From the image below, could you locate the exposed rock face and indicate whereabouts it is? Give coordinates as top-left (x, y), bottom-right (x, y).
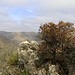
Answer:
top-left (17, 41), bottom-right (60, 75)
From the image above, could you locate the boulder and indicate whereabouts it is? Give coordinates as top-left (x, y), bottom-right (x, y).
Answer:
top-left (17, 41), bottom-right (60, 75)
top-left (30, 41), bottom-right (39, 50)
top-left (19, 41), bottom-right (30, 50)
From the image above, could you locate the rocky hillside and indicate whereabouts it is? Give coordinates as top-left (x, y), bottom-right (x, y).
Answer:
top-left (0, 35), bottom-right (18, 71)
top-left (0, 31), bottom-right (74, 75)
top-left (0, 31), bottom-right (39, 44)
top-left (0, 39), bottom-right (74, 75)
top-left (17, 40), bottom-right (62, 75)
top-left (1, 40), bottom-right (61, 75)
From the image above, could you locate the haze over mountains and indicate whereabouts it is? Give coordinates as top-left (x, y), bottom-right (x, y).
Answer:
top-left (0, 31), bottom-right (39, 45)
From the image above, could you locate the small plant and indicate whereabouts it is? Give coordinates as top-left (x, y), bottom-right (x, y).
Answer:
top-left (7, 51), bottom-right (18, 65)
top-left (6, 51), bottom-right (30, 75)
top-left (18, 72), bottom-right (30, 75)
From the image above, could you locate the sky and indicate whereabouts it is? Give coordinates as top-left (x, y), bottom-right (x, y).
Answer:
top-left (0, 0), bottom-right (75, 32)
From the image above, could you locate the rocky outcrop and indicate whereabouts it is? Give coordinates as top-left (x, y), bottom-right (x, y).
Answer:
top-left (17, 41), bottom-right (60, 75)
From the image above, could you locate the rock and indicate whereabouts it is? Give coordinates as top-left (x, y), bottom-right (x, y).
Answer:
top-left (17, 40), bottom-right (60, 75)
top-left (30, 41), bottom-right (39, 50)
top-left (0, 72), bottom-right (2, 75)
top-left (19, 41), bottom-right (30, 50)
top-left (48, 64), bottom-right (59, 75)
top-left (8, 69), bottom-right (12, 75)
top-left (27, 49), bottom-right (33, 56)
top-left (37, 68), bottom-right (46, 75)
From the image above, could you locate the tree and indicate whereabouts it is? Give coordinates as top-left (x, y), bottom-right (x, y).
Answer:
top-left (38, 21), bottom-right (75, 65)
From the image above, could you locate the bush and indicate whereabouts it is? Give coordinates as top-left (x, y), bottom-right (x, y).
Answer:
top-left (38, 21), bottom-right (75, 63)
top-left (7, 51), bottom-right (18, 65)
top-left (38, 21), bottom-right (75, 74)
top-left (5, 51), bottom-right (30, 75)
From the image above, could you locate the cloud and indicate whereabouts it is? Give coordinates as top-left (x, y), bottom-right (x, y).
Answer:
top-left (0, 0), bottom-right (29, 7)
top-left (0, 0), bottom-right (75, 32)
top-left (29, 0), bottom-right (75, 16)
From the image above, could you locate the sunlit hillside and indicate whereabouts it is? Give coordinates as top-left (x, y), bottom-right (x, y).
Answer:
top-left (0, 35), bottom-right (18, 71)
top-left (0, 31), bottom-right (40, 44)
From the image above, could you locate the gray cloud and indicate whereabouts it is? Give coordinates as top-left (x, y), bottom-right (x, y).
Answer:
top-left (0, 0), bottom-right (75, 32)
top-left (0, 0), bottom-right (29, 7)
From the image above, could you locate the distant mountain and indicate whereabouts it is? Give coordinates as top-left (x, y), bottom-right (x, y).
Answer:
top-left (0, 31), bottom-right (40, 44)
top-left (0, 31), bottom-right (74, 45)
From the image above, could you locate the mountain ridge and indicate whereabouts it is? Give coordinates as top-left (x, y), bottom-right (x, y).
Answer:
top-left (0, 31), bottom-right (39, 44)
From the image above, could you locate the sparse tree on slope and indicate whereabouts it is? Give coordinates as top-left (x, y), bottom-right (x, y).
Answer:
top-left (38, 21), bottom-right (75, 64)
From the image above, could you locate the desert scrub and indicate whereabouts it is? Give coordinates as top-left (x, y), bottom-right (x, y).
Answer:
top-left (2, 68), bottom-right (30, 75)
top-left (5, 51), bottom-right (30, 75)
top-left (2, 72), bottom-right (9, 75)
top-left (2, 71), bottom-right (30, 75)
top-left (18, 72), bottom-right (30, 75)
top-left (2, 67), bottom-right (30, 75)
top-left (7, 51), bottom-right (18, 65)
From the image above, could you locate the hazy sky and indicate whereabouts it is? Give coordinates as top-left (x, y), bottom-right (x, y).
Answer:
top-left (0, 0), bottom-right (75, 32)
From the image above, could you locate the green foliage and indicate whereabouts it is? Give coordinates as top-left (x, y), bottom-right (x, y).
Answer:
top-left (18, 72), bottom-right (30, 75)
top-left (2, 72), bottom-right (9, 75)
top-left (4, 51), bottom-right (30, 75)
top-left (7, 52), bottom-right (18, 65)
